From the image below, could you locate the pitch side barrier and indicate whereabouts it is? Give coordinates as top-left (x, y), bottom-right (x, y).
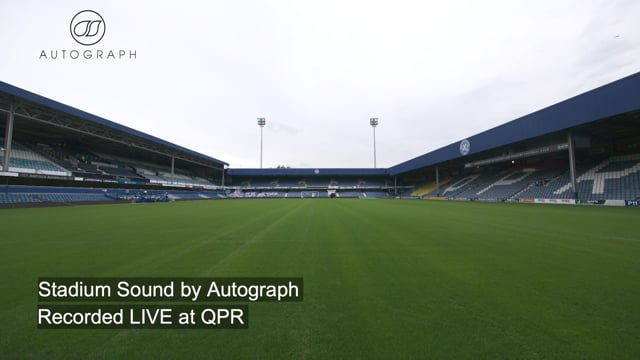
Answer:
top-left (422, 196), bottom-right (639, 207)
top-left (519, 198), bottom-right (639, 207)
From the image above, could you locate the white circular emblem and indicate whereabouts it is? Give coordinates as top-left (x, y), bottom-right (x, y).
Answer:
top-left (314, 169), bottom-right (320, 174)
top-left (70, 10), bottom-right (106, 46)
top-left (459, 139), bottom-right (470, 156)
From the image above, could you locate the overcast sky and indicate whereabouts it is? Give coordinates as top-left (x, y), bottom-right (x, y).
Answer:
top-left (1, 0), bottom-right (638, 168)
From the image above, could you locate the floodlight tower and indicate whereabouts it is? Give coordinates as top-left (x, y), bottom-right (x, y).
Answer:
top-left (370, 117), bottom-right (379, 168)
top-left (257, 117), bottom-right (266, 168)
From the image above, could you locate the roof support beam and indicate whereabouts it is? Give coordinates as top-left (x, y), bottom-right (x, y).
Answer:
top-left (2, 103), bottom-right (15, 172)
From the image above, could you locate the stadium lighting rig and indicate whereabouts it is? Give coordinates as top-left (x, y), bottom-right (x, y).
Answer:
top-left (257, 117), bottom-right (266, 168)
top-left (370, 117), bottom-right (379, 168)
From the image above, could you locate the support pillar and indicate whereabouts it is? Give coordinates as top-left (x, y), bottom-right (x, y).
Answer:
top-left (170, 156), bottom-right (175, 184)
top-left (394, 176), bottom-right (397, 196)
top-left (567, 132), bottom-right (578, 200)
top-left (2, 103), bottom-right (15, 172)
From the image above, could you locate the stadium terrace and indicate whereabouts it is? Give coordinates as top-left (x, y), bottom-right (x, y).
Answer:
top-left (38, 49), bottom-right (137, 60)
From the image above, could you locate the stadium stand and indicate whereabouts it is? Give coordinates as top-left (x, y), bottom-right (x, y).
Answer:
top-left (553, 154), bottom-right (640, 201)
top-left (89, 153), bottom-right (216, 187)
top-left (411, 178), bottom-right (452, 197)
top-left (426, 154), bottom-right (640, 202)
top-left (0, 186), bottom-right (113, 205)
top-left (0, 185), bottom-right (226, 206)
top-left (2, 73), bottom-right (640, 206)
top-left (438, 172), bottom-right (494, 199)
top-left (226, 173), bottom-right (397, 198)
top-left (1, 138), bottom-right (69, 176)
top-left (0, 137), bottom-right (218, 188)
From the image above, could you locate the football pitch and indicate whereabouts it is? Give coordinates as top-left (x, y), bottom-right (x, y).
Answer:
top-left (1, 199), bottom-right (638, 359)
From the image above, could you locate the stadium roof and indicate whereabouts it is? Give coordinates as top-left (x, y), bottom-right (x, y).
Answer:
top-left (227, 168), bottom-right (388, 177)
top-left (228, 72), bottom-right (640, 179)
top-left (3, 72), bottom-right (639, 178)
top-left (388, 71), bottom-right (640, 176)
top-left (0, 81), bottom-right (228, 168)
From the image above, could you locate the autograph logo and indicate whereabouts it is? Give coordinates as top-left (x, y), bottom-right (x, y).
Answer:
top-left (70, 10), bottom-right (106, 46)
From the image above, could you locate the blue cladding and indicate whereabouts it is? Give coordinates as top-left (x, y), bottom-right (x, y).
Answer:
top-left (227, 168), bottom-right (389, 176)
top-left (389, 72), bottom-right (640, 175)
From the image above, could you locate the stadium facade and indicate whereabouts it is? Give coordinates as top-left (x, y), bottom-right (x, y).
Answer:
top-left (1, 72), bottom-right (639, 206)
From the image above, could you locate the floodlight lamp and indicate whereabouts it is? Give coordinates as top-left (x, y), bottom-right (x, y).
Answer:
top-left (370, 118), bottom-right (379, 127)
top-left (257, 118), bottom-right (266, 127)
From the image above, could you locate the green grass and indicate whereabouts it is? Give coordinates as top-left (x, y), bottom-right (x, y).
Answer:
top-left (1, 199), bottom-right (639, 359)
